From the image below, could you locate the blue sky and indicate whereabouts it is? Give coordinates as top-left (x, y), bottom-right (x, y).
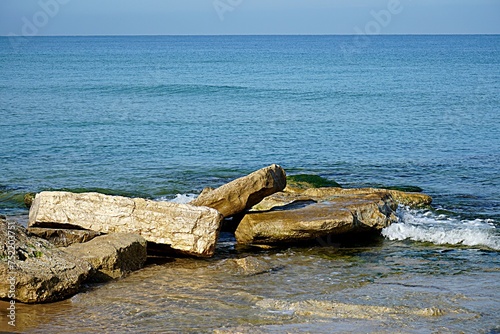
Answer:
top-left (1, 0), bottom-right (499, 36)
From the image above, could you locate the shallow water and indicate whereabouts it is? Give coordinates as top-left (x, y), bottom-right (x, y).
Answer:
top-left (1, 232), bottom-right (498, 333)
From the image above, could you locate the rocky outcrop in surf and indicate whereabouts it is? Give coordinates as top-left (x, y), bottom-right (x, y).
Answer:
top-left (236, 190), bottom-right (397, 245)
top-left (1, 164), bottom-right (434, 304)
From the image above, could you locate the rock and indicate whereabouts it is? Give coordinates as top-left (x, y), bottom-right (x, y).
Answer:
top-left (255, 187), bottom-right (431, 210)
top-left (255, 297), bottom-right (445, 320)
top-left (27, 227), bottom-right (101, 247)
top-left (199, 187), bottom-right (215, 197)
top-left (250, 192), bottom-right (315, 212)
top-left (189, 164), bottom-right (287, 218)
top-left (300, 187), bottom-right (431, 208)
top-left (385, 189), bottom-right (432, 207)
top-left (63, 233), bottom-right (147, 281)
top-left (285, 174), bottom-right (341, 192)
top-left (214, 256), bottom-right (276, 276)
top-left (0, 218), bottom-right (91, 303)
top-left (24, 192), bottom-right (35, 208)
top-left (240, 185), bottom-right (432, 246)
top-left (29, 191), bottom-right (223, 257)
top-left (236, 192), bottom-right (397, 245)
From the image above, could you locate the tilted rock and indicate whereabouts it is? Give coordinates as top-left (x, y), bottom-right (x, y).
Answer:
top-left (63, 233), bottom-right (147, 282)
top-left (28, 227), bottom-right (101, 247)
top-left (236, 192), bottom-right (397, 245)
top-left (189, 164), bottom-right (287, 218)
top-left (29, 191), bottom-right (223, 257)
top-left (0, 218), bottom-right (91, 303)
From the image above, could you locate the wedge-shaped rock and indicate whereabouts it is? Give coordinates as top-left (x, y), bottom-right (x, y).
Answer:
top-left (63, 233), bottom-right (147, 281)
top-left (190, 164), bottom-right (287, 218)
top-left (0, 218), bottom-right (91, 303)
top-left (29, 191), bottom-right (223, 257)
top-left (28, 227), bottom-right (101, 247)
top-left (236, 192), bottom-right (397, 245)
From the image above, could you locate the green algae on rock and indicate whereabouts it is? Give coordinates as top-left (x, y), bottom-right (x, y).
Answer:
top-left (286, 174), bottom-right (341, 192)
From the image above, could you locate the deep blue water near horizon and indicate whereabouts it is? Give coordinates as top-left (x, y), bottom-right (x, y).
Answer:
top-left (0, 35), bottom-right (500, 333)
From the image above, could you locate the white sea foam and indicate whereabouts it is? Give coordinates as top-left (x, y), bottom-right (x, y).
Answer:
top-left (162, 193), bottom-right (198, 204)
top-left (382, 208), bottom-right (500, 250)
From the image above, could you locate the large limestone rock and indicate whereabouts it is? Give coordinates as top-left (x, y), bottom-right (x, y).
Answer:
top-left (29, 191), bottom-right (223, 257)
top-left (189, 164), bottom-right (287, 218)
top-left (63, 233), bottom-right (147, 281)
top-left (27, 227), bottom-right (101, 247)
top-left (236, 191), bottom-right (397, 245)
top-left (0, 218), bottom-right (91, 303)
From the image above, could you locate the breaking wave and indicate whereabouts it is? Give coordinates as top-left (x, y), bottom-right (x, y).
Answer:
top-left (382, 208), bottom-right (500, 250)
top-left (157, 193), bottom-right (198, 204)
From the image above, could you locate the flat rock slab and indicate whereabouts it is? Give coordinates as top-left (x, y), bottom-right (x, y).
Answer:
top-left (252, 187), bottom-right (432, 212)
top-left (27, 227), bottom-right (101, 247)
top-left (301, 187), bottom-right (432, 208)
top-left (236, 192), bottom-right (397, 245)
top-left (63, 233), bottom-right (147, 282)
top-left (29, 191), bottom-right (223, 257)
top-left (0, 218), bottom-right (91, 303)
top-left (190, 164), bottom-right (287, 218)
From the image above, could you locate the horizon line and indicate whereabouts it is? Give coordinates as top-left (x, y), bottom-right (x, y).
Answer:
top-left (2, 33), bottom-right (500, 38)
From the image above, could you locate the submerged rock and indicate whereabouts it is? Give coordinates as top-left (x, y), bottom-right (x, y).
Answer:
top-left (27, 227), bottom-right (101, 247)
top-left (24, 192), bottom-right (35, 208)
top-left (236, 192), bottom-right (397, 245)
top-left (285, 174), bottom-right (342, 192)
top-left (189, 164), bottom-right (287, 218)
top-left (214, 256), bottom-right (277, 276)
top-left (255, 297), bottom-right (445, 320)
top-left (63, 233), bottom-right (147, 282)
top-left (0, 218), bottom-right (91, 303)
top-left (28, 191), bottom-right (223, 257)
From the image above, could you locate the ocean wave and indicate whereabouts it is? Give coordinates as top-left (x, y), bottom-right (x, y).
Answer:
top-left (156, 193), bottom-right (198, 204)
top-left (80, 83), bottom-right (250, 96)
top-left (382, 208), bottom-right (500, 250)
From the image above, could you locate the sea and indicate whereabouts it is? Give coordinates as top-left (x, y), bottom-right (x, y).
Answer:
top-left (0, 35), bottom-right (499, 333)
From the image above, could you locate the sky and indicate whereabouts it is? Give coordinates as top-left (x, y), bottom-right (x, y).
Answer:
top-left (1, 0), bottom-right (500, 36)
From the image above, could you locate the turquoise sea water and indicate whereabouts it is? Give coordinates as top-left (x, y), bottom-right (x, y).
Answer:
top-left (0, 35), bottom-right (499, 333)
